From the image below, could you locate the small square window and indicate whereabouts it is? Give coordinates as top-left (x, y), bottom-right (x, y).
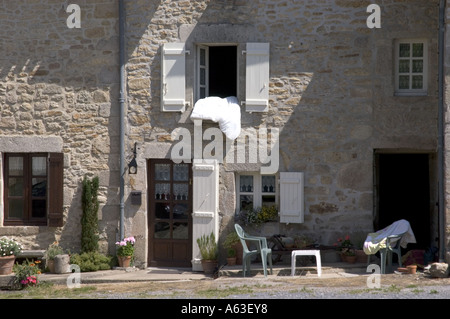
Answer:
top-left (395, 40), bottom-right (427, 96)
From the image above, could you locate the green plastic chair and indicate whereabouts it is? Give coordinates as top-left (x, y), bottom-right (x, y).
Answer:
top-left (367, 233), bottom-right (405, 274)
top-left (234, 224), bottom-right (273, 277)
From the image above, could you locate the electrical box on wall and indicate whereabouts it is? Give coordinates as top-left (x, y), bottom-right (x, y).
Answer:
top-left (130, 191), bottom-right (142, 205)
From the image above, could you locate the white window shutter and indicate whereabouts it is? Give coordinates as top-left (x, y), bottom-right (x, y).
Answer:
top-left (279, 172), bottom-right (304, 224)
top-left (192, 161), bottom-right (219, 217)
top-left (161, 43), bottom-right (186, 112)
top-left (245, 42), bottom-right (270, 112)
top-left (191, 160), bottom-right (220, 271)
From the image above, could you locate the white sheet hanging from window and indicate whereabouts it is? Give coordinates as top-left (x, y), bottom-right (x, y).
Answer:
top-left (190, 96), bottom-right (241, 140)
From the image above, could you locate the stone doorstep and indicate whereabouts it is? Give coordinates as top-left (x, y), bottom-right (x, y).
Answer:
top-left (17, 250), bottom-right (46, 259)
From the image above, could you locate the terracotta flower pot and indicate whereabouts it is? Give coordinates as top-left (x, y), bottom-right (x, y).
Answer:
top-left (344, 255), bottom-right (357, 263)
top-left (201, 259), bottom-right (218, 275)
top-left (0, 255), bottom-right (16, 275)
top-left (118, 255), bottom-right (132, 268)
top-left (355, 250), bottom-right (367, 263)
top-left (47, 259), bottom-right (55, 273)
top-left (226, 257), bottom-right (236, 266)
top-left (407, 265), bottom-right (417, 274)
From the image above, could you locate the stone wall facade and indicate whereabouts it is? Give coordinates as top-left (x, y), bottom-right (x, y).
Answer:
top-left (0, 0), bottom-right (120, 254)
top-left (0, 0), bottom-right (446, 267)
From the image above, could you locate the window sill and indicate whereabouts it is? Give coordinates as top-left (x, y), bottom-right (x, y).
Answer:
top-left (394, 91), bottom-right (428, 97)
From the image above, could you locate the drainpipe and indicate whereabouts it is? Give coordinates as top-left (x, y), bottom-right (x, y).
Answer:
top-left (438, 0), bottom-right (445, 262)
top-left (118, 0), bottom-right (126, 241)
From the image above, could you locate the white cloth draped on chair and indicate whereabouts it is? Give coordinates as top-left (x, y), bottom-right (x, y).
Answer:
top-left (363, 219), bottom-right (416, 255)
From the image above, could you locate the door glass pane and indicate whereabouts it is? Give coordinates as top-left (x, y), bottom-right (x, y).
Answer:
top-left (8, 157), bottom-right (23, 175)
top-left (174, 164), bottom-right (189, 181)
top-left (155, 164), bottom-right (170, 181)
top-left (9, 199), bottom-right (24, 218)
top-left (200, 68), bottom-right (206, 85)
top-left (262, 176), bottom-right (276, 193)
top-left (32, 200), bottom-right (46, 218)
top-left (173, 183), bottom-right (188, 200)
top-left (32, 157), bottom-right (47, 176)
top-left (32, 178), bottom-right (47, 197)
top-left (8, 178), bottom-right (23, 196)
top-left (240, 175), bottom-right (253, 192)
top-left (155, 203), bottom-right (170, 219)
top-left (200, 48), bottom-right (206, 66)
top-left (239, 195), bottom-right (253, 211)
top-left (173, 203), bottom-right (188, 219)
top-left (173, 222), bottom-right (188, 239)
top-left (155, 183), bottom-right (170, 200)
top-left (154, 222), bottom-right (170, 239)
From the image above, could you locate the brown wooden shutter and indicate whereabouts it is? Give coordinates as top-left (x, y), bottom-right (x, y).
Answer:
top-left (47, 153), bottom-right (64, 227)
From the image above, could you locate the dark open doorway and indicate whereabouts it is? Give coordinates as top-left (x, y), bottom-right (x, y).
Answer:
top-left (374, 153), bottom-right (431, 250)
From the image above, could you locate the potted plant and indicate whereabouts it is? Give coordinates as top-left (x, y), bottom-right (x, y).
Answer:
top-left (197, 232), bottom-right (218, 274)
top-left (334, 235), bottom-right (356, 263)
top-left (115, 236), bottom-right (136, 268)
top-left (0, 237), bottom-right (23, 275)
top-left (44, 242), bottom-right (65, 273)
top-left (223, 231), bottom-right (240, 266)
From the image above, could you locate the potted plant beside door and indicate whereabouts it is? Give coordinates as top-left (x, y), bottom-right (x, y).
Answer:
top-left (115, 236), bottom-right (136, 268)
top-left (197, 232), bottom-right (218, 275)
top-left (223, 231), bottom-right (240, 266)
top-left (0, 237), bottom-right (23, 275)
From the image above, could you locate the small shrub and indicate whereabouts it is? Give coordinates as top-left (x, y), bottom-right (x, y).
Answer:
top-left (70, 251), bottom-right (113, 272)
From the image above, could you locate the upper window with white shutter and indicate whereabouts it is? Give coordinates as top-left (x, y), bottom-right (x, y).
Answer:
top-left (244, 43), bottom-right (270, 112)
top-left (161, 43), bottom-right (187, 112)
top-left (161, 42), bottom-right (270, 113)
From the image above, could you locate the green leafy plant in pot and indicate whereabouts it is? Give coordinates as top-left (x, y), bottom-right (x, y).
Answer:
top-left (197, 232), bottom-right (218, 274)
top-left (223, 231), bottom-right (240, 266)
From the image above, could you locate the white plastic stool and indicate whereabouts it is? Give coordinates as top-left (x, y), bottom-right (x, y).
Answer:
top-left (291, 250), bottom-right (322, 277)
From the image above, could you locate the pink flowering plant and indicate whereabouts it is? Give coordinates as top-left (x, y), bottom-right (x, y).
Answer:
top-left (13, 259), bottom-right (41, 289)
top-left (115, 236), bottom-right (136, 257)
top-left (334, 235), bottom-right (355, 256)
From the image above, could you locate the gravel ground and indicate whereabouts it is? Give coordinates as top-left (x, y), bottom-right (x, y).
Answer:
top-left (2, 270), bottom-right (450, 299)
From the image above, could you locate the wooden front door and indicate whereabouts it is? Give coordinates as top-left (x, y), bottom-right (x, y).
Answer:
top-left (148, 160), bottom-right (192, 267)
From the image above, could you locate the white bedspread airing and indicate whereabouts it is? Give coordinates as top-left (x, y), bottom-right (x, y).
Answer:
top-left (363, 219), bottom-right (416, 255)
top-left (190, 96), bottom-right (241, 140)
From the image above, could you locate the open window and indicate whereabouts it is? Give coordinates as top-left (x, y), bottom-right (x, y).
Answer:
top-left (161, 42), bottom-right (270, 113)
top-left (197, 45), bottom-right (237, 101)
